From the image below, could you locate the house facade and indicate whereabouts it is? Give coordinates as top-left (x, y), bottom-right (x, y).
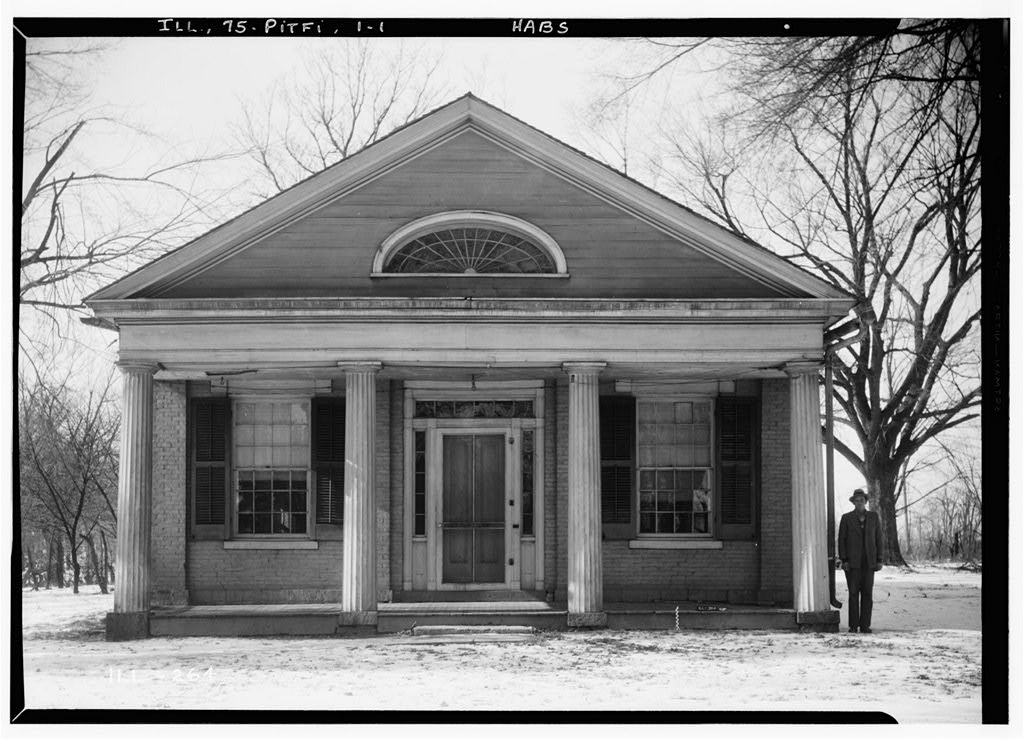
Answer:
top-left (87, 95), bottom-right (851, 638)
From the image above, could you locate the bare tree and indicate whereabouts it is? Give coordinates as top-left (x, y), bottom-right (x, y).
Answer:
top-left (601, 22), bottom-right (982, 565)
top-left (234, 40), bottom-right (447, 198)
top-left (20, 40), bottom-right (239, 360)
top-left (19, 371), bottom-right (120, 593)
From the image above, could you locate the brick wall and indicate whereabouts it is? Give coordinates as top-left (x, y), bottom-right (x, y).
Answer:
top-left (554, 380), bottom-right (569, 600)
top-left (759, 378), bottom-right (793, 605)
top-left (186, 542), bottom-right (345, 604)
top-left (374, 377), bottom-right (391, 601)
top-left (603, 542), bottom-right (758, 602)
top-left (548, 380), bottom-right (794, 605)
top-left (543, 380), bottom-right (558, 597)
top-left (182, 380), bottom-right (390, 605)
top-left (388, 380), bottom-right (404, 593)
top-left (151, 381), bottom-right (188, 605)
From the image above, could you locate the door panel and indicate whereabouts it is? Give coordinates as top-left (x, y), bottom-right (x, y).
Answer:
top-left (441, 433), bottom-right (506, 584)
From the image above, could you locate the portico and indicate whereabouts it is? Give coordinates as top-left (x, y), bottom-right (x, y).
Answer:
top-left (87, 94), bottom-right (851, 638)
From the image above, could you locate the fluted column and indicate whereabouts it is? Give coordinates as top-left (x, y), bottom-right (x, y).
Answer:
top-left (107, 360), bottom-right (159, 640)
top-left (787, 363), bottom-right (832, 621)
top-left (563, 362), bottom-right (606, 627)
top-left (339, 362), bottom-right (381, 624)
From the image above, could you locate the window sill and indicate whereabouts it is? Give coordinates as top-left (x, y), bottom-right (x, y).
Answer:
top-left (223, 540), bottom-right (319, 550)
top-left (628, 539), bottom-right (723, 550)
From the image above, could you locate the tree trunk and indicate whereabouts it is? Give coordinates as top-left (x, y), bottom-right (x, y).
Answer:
top-left (54, 535), bottom-right (65, 588)
top-left (867, 467), bottom-right (907, 567)
top-left (24, 544), bottom-right (39, 590)
top-left (69, 539), bottom-right (81, 594)
top-left (101, 530), bottom-right (115, 585)
top-left (84, 534), bottom-right (107, 594)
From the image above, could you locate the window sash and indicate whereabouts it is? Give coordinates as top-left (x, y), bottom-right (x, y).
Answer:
top-left (635, 397), bottom-right (715, 538)
top-left (232, 398), bottom-right (313, 538)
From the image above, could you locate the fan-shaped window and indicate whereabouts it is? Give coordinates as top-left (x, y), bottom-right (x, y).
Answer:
top-left (372, 211), bottom-right (568, 277)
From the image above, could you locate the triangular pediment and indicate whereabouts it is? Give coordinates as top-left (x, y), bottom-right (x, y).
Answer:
top-left (87, 94), bottom-right (847, 302)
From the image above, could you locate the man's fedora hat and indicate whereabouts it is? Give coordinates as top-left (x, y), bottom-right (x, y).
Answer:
top-left (849, 489), bottom-right (869, 503)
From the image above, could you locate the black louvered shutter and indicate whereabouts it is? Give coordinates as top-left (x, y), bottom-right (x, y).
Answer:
top-left (191, 398), bottom-right (229, 539)
top-left (313, 399), bottom-right (345, 525)
top-left (600, 395), bottom-right (635, 539)
top-left (718, 397), bottom-right (757, 540)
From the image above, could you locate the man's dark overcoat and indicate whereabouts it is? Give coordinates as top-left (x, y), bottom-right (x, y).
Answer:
top-left (838, 508), bottom-right (884, 568)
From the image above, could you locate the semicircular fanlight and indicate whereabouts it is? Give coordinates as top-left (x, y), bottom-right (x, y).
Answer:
top-left (384, 228), bottom-right (557, 274)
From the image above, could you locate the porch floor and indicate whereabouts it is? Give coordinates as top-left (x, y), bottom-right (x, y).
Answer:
top-left (148, 600), bottom-right (800, 636)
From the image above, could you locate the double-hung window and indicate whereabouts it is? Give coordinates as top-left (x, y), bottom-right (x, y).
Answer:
top-left (599, 393), bottom-right (757, 542)
top-left (233, 399), bottom-right (311, 537)
top-left (636, 399), bottom-right (714, 536)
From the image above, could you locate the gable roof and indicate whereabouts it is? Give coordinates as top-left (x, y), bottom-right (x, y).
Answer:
top-left (86, 93), bottom-right (848, 301)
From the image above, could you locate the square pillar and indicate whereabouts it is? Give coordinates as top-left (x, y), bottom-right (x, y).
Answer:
top-left (106, 360), bottom-right (159, 641)
top-left (562, 362), bottom-right (606, 627)
top-left (786, 363), bottom-right (837, 630)
top-left (339, 362), bottom-right (381, 625)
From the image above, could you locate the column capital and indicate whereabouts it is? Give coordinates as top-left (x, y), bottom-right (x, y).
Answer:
top-left (337, 361), bottom-right (383, 374)
top-left (116, 360), bottom-right (161, 375)
top-left (784, 361), bottom-right (823, 377)
top-left (562, 361), bottom-right (606, 378)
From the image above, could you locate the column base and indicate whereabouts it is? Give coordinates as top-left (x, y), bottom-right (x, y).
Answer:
top-left (105, 611), bottom-right (150, 641)
top-left (338, 610), bottom-right (378, 627)
top-left (796, 610), bottom-right (840, 632)
top-left (567, 611), bottom-right (608, 628)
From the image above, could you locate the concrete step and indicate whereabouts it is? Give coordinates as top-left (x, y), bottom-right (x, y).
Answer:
top-left (412, 624), bottom-right (534, 635)
top-left (377, 608), bottom-right (567, 633)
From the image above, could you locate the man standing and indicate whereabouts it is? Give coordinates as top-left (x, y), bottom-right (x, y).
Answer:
top-left (837, 488), bottom-right (884, 633)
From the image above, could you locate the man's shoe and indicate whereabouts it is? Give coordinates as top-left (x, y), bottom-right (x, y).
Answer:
top-left (848, 628), bottom-right (858, 633)
top-left (860, 628), bottom-right (872, 634)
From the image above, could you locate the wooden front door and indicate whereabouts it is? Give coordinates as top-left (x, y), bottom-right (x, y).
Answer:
top-left (441, 434), bottom-right (506, 584)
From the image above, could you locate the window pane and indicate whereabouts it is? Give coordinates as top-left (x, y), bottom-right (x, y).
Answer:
top-left (694, 424), bottom-right (710, 445)
top-left (656, 469), bottom-right (674, 490)
top-left (238, 514), bottom-right (254, 534)
top-left (236, 425), bottom-right (254, 446)
top-left (254, 471), bottom-right (272, 491)
top-left (674, 446), bottom-right (694, 466)
top-left (675, 402), bottom-right (692, 423)
top-left (291, 491), bottom-right (306, 512)
top-left (292, 424), bottom-right (309, 445)
top-left (693, 513), bottom-right (708, 533)
top-left (254, 491), bottom-right (271, 512)
top-left (254, 513), bottom-right (272, 533)
top-left (639, 491), bottom-right (656, 512)
top-left (639, 469), bottom-right (656, 490)
top-left (272, 491), bottom-right (289, 511)
top-left (254, 426), bottom-right (272, 445)
top-left (272, 425), bottom-right (290, 446)
top-left (290, 403), bottom-right (308, 425)
top-left (235, 447), bottom-right (254, 467)
top-left (657, 513), bottom-right (674, 533)
top-left (694, 447), bottom-right (710, 466)
top-left (238, 491), bottom-right (253, 513)
top-left (271, 447), bottom-right (289, 466)
top-left (657, 490), bottom-right (673, 510)
top-left (291, 513), bottom-right (307, 534)
top-left (694, 402), bottom-right (711, 423)
top-left (273, 403), bottom-right (291, 424)
top-left (640, 513), bottom-right (656, 533)
top-left (255, 404), bottom-right (272, 424)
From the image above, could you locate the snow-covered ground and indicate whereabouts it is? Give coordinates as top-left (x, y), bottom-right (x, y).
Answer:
top-left (18, 563), bottom-right (982, 721)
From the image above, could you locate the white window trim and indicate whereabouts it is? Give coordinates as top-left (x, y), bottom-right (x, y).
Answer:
top-left (223, 540), bottom-right (319, 550)
top-left (628, 539), bottom-right (723, 550)
top-left (371, 210), bottom-right (569, 276)
top-left (634, 394), bottom-right (716, 540)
